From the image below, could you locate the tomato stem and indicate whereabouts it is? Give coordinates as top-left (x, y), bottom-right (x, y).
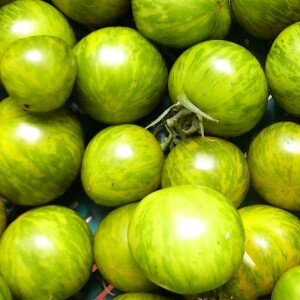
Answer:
top-left (145, 94), bottom-right (218, 151)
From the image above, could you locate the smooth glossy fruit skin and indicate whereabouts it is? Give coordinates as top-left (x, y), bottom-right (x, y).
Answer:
top-left (1, 35), bottom-right (77, 112)
top-left (132, 0), bottom-right (231, 49)
top-left (0, 98), bottom-right (85, 206)
top-left (247, 121), bottom-right (300, 211)
top-left (271, 265), bottom-right (300, 300)
top-left (128, 185), bottom-right (245, 294)
top-left (265, 22), bottom-right (300, 117)
top-left (168, 40), bottom-right (269, 137)
top-left (51, 0), bottom-right (131, 28)
top-left (0, 274), bottom-right (12, 300)
top-left (0, 0), bottom-right (75, 64)
top-left (161, 136), bottom-right (250, 208)
top-left (73, 26), bottom-right (168, 124)
top-left (81, 124), bottom-right (165, 207)
top-left (114, 293), bottom-right (171, 300)
top-left (0, 205), bottom-right (94, 300)
top-left (220, 204), bottom-right (300, 300)
top-left (231, 0), bottom-right (300, 40)
top-left (94, 203), bottom-right (157, 292)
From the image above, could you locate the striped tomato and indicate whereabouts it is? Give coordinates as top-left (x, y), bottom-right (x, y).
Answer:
top-left (220, 205), bottom-right (300, 299)
top-left (94, 202), bottom-right (157, 292)
top-left (247, 121), bottom-right (300, 211)
top-left (161, 136), bottom-right (250, 207)
top-left (0, 205), bottom-right (94, 299)
top-left (231, 0), bottom-right (300, 40)
top-left (51, 0), bottom-right (131, 27)
top-left (132, 0), bottom-right (231, 49)
top-left (81, 124), bottom-right (165, 207)
top-left (0, 35), bottom-right (77, 112)
top-left (0, 98), bottom-right (85, 206)
top-left (0, 0), bottom-right (75, 70)
top-left (168, 40), bottom-right (269, 137)
top-left (265, 22), bottom-right (300, 117)
top-left (73, 26), bottom-right (168, 124)
top-left (127, 185), bottom-right (245, 294)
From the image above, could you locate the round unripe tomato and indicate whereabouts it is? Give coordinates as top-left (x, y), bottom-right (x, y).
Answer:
top-left (221, 204), bottom-right (300, 299)
top-left (51, 0), bottom-right (131, 28)
top-left (0, 0), bottom-right (75, 71)
top-left (0, 35), bottom-right (77, 112)
top-left (132, 0), bottom-right (231, 49)
top-left (0, 205), bottom-right (94, 299)
top-left (161, 136), bottom-right (250, 207)
top-left (168, 40), bottom-right (269, 137)
top-left (94, 202), bottom-right (157, 292)
top-left (265, 22), bottom-right (300, 117)
top-left (0, 98), bottom-right (85, 206)
top-left (73, 26), bottom-right (168, 124)
top-left (231, 0), bottom-right (300, 40)
top-left (271, 265), bottom-right (300, 299)
top-left (247, 121), bottom-right (300, 211)
top-left (128, 185), bottom-right (245, 294)
top-left (81, 124), bottom-right (165, 207)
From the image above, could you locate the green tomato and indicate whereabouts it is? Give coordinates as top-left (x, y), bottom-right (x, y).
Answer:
top-left (161, 136), bottom-right (250, 208)
top-left (51, 0), bottom-right (131, 28)
top-left (81, 124), bottom-right (165, 207)
top-left (94, 202), bottom-right (157, 292)
top-left (247, 121), bottom-right (300, 211)
top-left (73, 26), bottom-right (168, 124)
top-left (231, 0), bottom-right (300, 40)
top-left (168, 40), bottom-right (269, 137)
top-left (271, 265), bottom-right (300, 300)
top-left (0, 98), bottom-right (85, 206)
top-left (132, 0), bottom-right (231, 49)
top-left (0, 205), bottom-right (93, 299)
top-left (128, 185), bottom-right (245, 294)
top-left (114, 293), bottom-right (172, 300)
top-left (220, 204), bottom-right (300, 299)
top-left (1, 35), bottom-right (77, 112)
top-left (265, 22), bottom-right (300, 116)
top-left (0, 274), bottom-right (11, 300)
top-left (0, 0), bottom-right (75, 66)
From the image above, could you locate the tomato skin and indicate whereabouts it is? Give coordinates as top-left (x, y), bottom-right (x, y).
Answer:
top-left (168, 40), bottom-right (268, 137)
top-left (132, 0), bottom-right (231, 49)
top-left (73, 26), bottom-right (168, 124)
top-left (220, 204), bottom-right (300, 299)
top-left (265, 22), bottom-right (300, 117)
top-left (0, 205), bottom-right (94, 299)
top-left (0, 273), bottom-right (12, 300)
top-left (271, 265), bottom-right (300, 300)
top-left (81, 124), bottom-right (165, 207)
top-left (0, 98), bottom-right (85, 206)
top-left (94, 203), bottom-right (157, 292)
top-left (51, 0), bottom-right (131, 27)
top-left (128, 185), bottom-right (245, 295)
top-left (0, 0), bottom-right (75, 64)
top-left (161, 136), bottom-right (250, 207)
top-left (231, 0), bottom-right (300, 40)
top-left (247, 121), bottom-right (300, 211)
